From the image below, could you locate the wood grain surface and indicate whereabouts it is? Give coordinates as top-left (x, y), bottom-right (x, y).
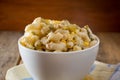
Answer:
top-left (97, 32), bottom-right (120, 64)
top-left (0, 31), bottom-right (22, 80)
top-left (0, 31), bottom-right (120, 80)
top-left (0, 0), bottom-right (120, 32)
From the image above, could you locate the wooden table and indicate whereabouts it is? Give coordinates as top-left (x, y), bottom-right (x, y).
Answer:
top-left (0, 31), bottom-right (120, 80)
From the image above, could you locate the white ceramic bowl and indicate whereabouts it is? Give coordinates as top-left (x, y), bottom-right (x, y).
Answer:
top-left (18, 36), bottom-right (100, 80)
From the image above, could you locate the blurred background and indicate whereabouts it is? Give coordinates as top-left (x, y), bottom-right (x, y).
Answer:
top-left (0, 0), bottom-right (120, 32)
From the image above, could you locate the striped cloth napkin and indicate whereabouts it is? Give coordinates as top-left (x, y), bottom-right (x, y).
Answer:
top-left (6, 61), bottom-right (120, 80)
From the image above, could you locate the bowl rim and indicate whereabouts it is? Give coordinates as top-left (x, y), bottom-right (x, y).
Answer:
top-left (18, 35), bottom-right (100, 54)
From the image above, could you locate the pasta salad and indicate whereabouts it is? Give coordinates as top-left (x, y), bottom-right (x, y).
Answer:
top-left (20, 17), bottom-right (98, 52)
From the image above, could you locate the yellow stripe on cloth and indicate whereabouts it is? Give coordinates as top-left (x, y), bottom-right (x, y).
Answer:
top-left (6, 64), bottom-right (31, 80)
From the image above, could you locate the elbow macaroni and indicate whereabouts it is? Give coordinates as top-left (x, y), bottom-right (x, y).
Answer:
top-left (20, 17), bottom-right (98, 52)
